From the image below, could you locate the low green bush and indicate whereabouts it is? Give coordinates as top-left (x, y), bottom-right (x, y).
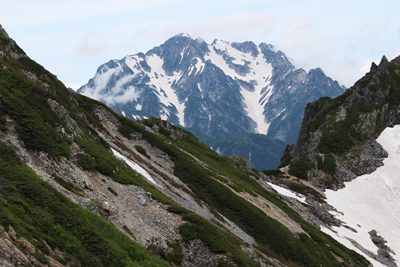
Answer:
top-left (0, 117), bottom-right (6, 132)
top-left (317, 153), bottom-right (336, 175)
top-left (76, 153), bottom-right (96, 170)
top-left (288, 156), bottom-right (315, 180)
top-left (54, 175), bottom-right (86, 197)
top-left (107, 187), bottom-right (118, 196)
top-left (135, 145), bottom-right (150, 158)
top-left (318, 127), bottom-right (355, 154)
top-left (262, 169), bottom-right (284, 177)
top-left (31, 252), bottom-right (49, 264)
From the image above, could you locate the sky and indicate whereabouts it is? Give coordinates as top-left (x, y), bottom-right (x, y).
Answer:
top-left (1, 0), bottom-right (400, 89)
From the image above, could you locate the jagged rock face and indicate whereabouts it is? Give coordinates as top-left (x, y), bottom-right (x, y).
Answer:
top-left (0, 225), bottom-right (66, 267)
top-left (283, 55), bottom-right (400, 189)
top-left (78, 34), bottom-right (345, 145)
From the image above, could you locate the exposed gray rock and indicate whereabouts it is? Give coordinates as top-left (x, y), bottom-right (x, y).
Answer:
top-left (47, 98), bottom-right (82, 137)
top-left (231, 154), bottom-right (252, 173)
top-left (348, 237), bottom-right (396, 267)
top-left (0, 224), bottom-right (66, 267)
top-left (369, 230), bottom-right (396, 265)
top-left (138, 195), bottom-right (147, 206)
top-left (182, 240), bottom-right (224, 267)
top-left (306, 194), bottom-right (341, 227)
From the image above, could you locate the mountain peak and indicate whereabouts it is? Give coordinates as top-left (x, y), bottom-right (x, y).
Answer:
top-left (380, 55), bottom-right (389, 65)
top-left (259, 42), bottom-right (275, 51)
top-left (0, 24), bottom-right (9, 39)
top-left (174, 33), bottom-right (192, 39)
top-left (78, 34), bottom-right (345, 167)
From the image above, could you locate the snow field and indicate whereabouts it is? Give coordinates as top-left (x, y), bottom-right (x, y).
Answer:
top-left (323, 125), bottom-right (400, 266)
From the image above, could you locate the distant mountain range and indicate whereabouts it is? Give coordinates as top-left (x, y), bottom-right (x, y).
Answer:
top-left (78, 34), bottom-right (345, 170)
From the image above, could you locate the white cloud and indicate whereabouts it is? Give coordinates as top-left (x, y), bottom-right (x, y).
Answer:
top-left (2, 0), bottom-right (187, 27)
top-left (80, 68), bottom-right (141, 106)
top-left (277, 16), bottom-right (317, 53)
top-left (74, 32), bottom-right (111, 58)
top-left (192, 11), bottom-right (275, 42)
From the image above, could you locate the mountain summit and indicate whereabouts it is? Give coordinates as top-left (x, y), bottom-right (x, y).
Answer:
top-left (78, 34), bottom-right (345, 145)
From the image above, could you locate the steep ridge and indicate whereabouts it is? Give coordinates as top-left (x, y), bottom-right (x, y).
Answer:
top-left (0, 25), bottom-right (369, 266)
top-left (78, 34), bottom-right (345, 170)
top-left (282, 55), bottom-right (400, 189)
top-left (279, 55), bottom-right (400, 266)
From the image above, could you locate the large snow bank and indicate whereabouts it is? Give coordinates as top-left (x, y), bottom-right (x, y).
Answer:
top-left (323, 125), bottom-right (400, 266)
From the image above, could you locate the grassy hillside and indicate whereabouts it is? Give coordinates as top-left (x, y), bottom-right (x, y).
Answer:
top-left (0, 25), bottom-right (370, 266)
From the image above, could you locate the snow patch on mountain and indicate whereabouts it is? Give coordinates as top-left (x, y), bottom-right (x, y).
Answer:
top-left (111, 148), bottom-right (161, 187)
top-left (125, 55), bottom-right (144, 72)
top-left (204, 43), bottom-right (274, 133)
top-left (322, 125), bottom-right (400, 266)
top-left (239, 51), bottom-right (274, 134)
top-left (204, 44), bottom-right (239, 79)
top-left (267, 182), bottom-right (306, 204)
top-left (188, 57), bottom-right (204, 77)
top-left (145, 54), bottom-right (186, 126)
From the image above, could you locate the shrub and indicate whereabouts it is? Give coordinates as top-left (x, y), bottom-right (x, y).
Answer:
top-left (262, 169), bottom-right (284, 177)
top-left (31, 252), bottom-right (49, 264)
top-left (135, 145), bottom-right (150, 158)
top-left (54, 175), bottom-right (86, 197)
top-left (288, 156), bottom-right (315, 180)
top-left (317, 153), bottom-right (336, 175)
top-left (76, 153), bottom-right (96, 170)
top-left (107, 187), bottom-right (118, 196)
top-left (318, 128), bottom-right (355, 154)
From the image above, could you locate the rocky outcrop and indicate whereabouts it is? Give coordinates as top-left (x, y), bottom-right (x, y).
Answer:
top-left (369, 230), bottom-right (397, 266)
top-left (182, 240), bottom-right (223, 267)
top-left (0, 225), bottom-right (66, 267)
top-left (48, 98), bottom-right (82, 137)
top-left (231, 154), bottom-right (252, 173)
top-left (0, 25), bottom-right (26, 60)
top-left (282, 55), bottom-right (400, 189)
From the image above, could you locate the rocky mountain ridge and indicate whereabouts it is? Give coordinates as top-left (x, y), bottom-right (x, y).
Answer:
top-left (78, 33), bottom-right (345, 170)
top-left (281, 55), bottom-right (400, 190)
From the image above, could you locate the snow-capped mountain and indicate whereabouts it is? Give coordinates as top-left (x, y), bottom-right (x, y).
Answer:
top-left (78, 34), bottom-right (345, 145)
